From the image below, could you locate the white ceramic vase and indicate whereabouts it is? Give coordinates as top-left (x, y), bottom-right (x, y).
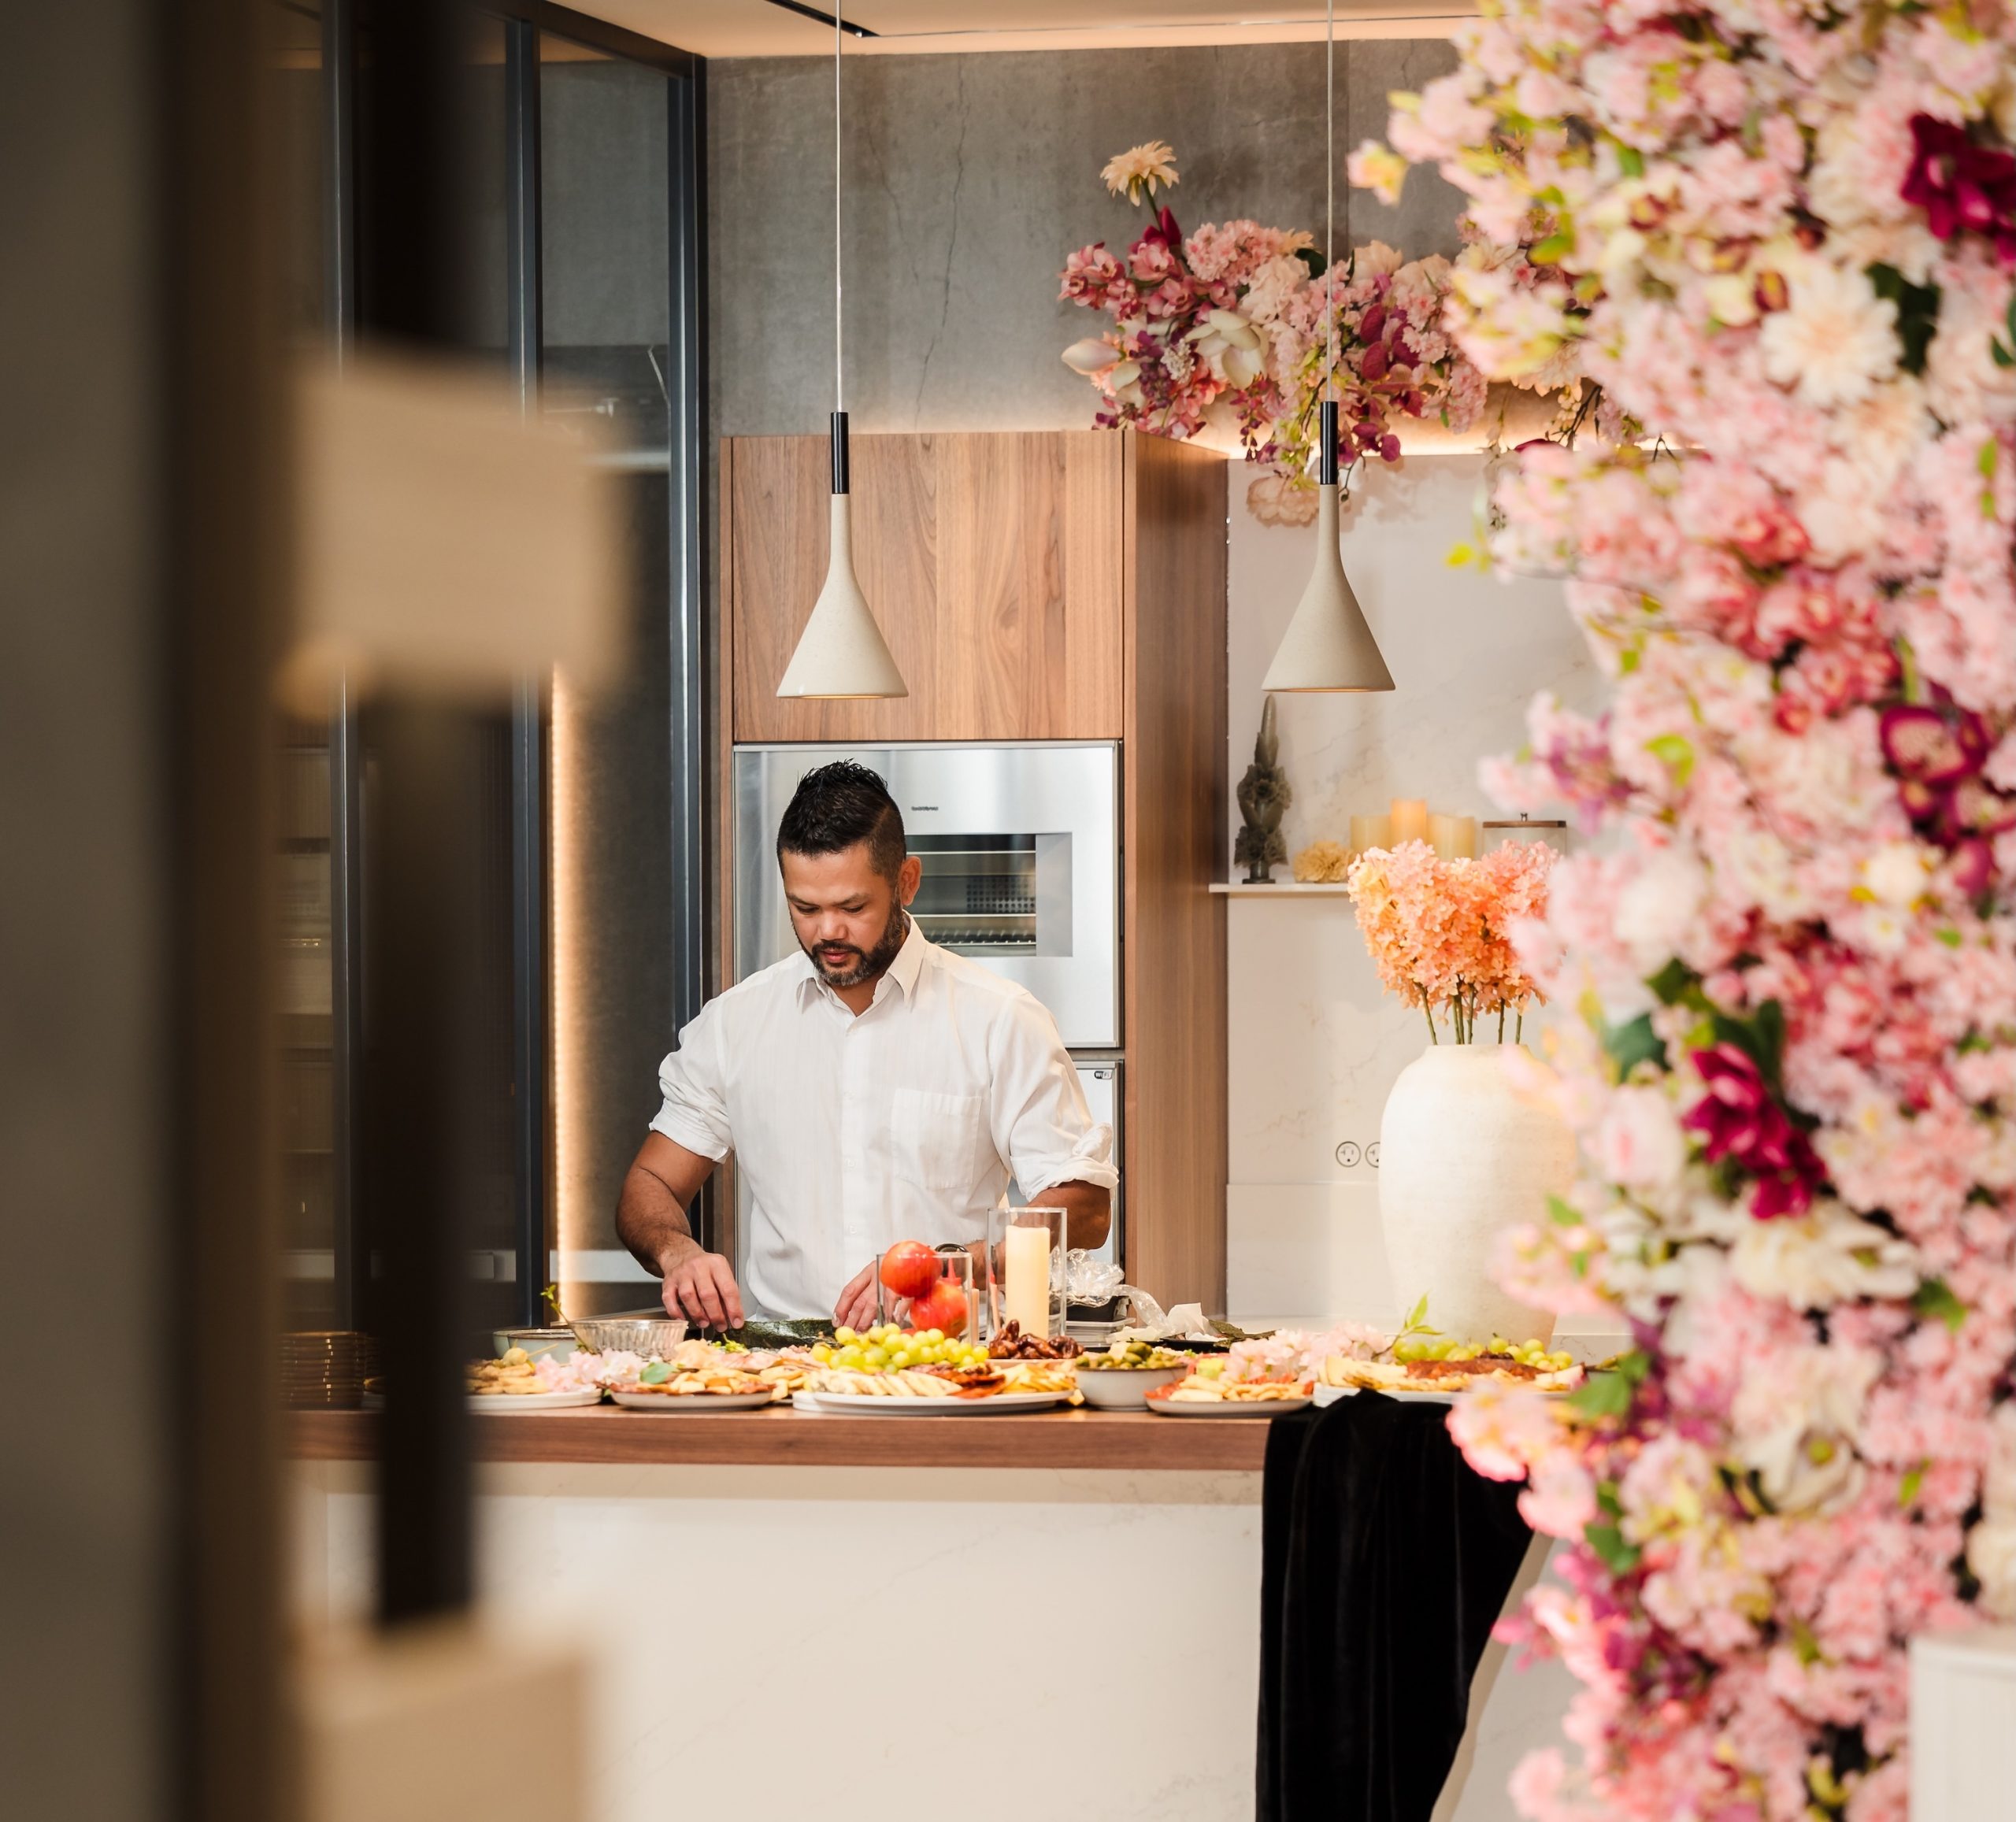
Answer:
top-left (1377, 1043), bottom-right (1574, 1345)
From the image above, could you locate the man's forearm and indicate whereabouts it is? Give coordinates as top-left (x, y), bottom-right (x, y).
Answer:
top-left (1035, 1179), bottom-right (1112, 1252)
top-left (616, 1165), bottom-right (701, 1274)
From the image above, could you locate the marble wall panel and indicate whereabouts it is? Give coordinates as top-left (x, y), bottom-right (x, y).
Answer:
top-left (1222, 455), bottom-right (1603, 1324)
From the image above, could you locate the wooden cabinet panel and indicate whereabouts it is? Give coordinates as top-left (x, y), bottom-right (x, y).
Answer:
top-left (727, 431), bottom-right (1122, 743)
top-left (1122, 435), bottom-right (1229, 1312)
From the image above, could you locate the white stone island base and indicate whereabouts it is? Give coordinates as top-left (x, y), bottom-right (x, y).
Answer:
top-left (293, 1458), bottom-right (1578, 1822)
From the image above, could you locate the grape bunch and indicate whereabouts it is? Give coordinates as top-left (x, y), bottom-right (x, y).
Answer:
top-left (1392, 1334), bottom-right (1575, 1373)
top-left (812, 1324), bottom-right (991, 1374)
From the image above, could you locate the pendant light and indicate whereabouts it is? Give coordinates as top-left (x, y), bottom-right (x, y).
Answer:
top-left (776, 2), bottom-right (907, 699)
top-left (1261, 0), bottom-right (1395, 694)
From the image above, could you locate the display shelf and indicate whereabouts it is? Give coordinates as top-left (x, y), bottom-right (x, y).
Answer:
top-left (1208, 881), bottom-right (1354, 897)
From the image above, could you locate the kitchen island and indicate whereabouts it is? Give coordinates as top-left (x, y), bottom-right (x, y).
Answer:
top-left (292, 1405), bottom-right (1573, 1822)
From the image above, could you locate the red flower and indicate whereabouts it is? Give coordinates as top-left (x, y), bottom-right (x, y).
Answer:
top-left (1901, 114), bottom-right (2016, 264)
top-left (1682, 1043), bottom-right (1826, 1220)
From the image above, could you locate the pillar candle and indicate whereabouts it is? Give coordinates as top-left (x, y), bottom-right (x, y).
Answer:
top-left (1429, 813), bottom-right (1478, 860)
top-left (1349, 813), bottom-right (1392, 855)
top-left (1389, 798), bottom-right (1429, 845)
top-left (1002, 1222), bottom-right (1051, 1338)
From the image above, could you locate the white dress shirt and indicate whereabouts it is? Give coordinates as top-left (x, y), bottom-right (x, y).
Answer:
top-left (650, 920), bottom-right (1117, 1319)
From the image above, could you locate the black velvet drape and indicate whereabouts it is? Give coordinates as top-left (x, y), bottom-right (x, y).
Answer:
top-left (1256, 1394), bottom-right (1534, 1822)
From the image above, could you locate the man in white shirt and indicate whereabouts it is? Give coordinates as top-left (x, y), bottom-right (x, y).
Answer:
top-left (617, 761), bottom-right (1115, 1328)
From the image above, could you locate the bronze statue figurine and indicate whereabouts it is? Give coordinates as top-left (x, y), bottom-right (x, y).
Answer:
top-left (1234, 696), bottom-right (1292, 883)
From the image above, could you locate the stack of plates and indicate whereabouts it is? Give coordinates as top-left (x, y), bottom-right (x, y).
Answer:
top-left (281, 1331), bottom-right (374, 1409)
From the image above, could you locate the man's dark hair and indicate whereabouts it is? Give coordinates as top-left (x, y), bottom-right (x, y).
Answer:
top-left (776, 761), bottom-right (908, 883)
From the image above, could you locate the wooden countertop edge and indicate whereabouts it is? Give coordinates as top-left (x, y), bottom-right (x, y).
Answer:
top-left (288, 1405), bottom-right (1269, 1472)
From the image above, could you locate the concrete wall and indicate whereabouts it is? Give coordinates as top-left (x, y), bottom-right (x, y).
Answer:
top-left (706, 41), bottom-right (1465, 437)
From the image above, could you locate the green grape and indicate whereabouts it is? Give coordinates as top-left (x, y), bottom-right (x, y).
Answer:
top-left (812, 1343), bottom-right (833, 1364)
top-left (835, 1327), bottom-right (858, 1346)
top-left (836, 1346), bottom-right (864, 1369)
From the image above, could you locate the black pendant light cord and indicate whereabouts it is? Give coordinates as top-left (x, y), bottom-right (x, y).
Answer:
top-left (831, 3), bottom-right (850, 496)
top-left (1321, 0), bottom-right (1341, 491)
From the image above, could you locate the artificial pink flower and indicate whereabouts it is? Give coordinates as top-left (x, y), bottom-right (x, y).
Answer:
top-left (1901, 114), bottom-right (2016, 265)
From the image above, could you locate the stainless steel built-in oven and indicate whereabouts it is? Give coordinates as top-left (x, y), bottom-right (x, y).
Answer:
top-left (732, 742), bottom-right (1120, 1048)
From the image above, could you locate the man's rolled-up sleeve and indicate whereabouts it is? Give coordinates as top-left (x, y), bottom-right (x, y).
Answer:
top-left (648, 1002), bottom-right (733, 1161)
top-left (989, 996), bottom-right (1119, 1198)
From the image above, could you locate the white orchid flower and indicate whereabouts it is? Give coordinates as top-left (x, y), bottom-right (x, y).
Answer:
top-left (1185, 309), bottom-right (1266, 387)
top-left (1062, 338), bottom-right (1121, 375)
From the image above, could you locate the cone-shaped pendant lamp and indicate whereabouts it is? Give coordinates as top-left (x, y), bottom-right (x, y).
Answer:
top-left (1260, 0), bottom-right (1395, 695)
top-left (1262, 400), bottom-right (1395, 691)
top-left (776, 6), bottom-right (906, 700)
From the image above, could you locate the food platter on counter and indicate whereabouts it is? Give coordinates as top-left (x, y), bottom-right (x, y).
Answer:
top-left (1315, 1383), bottom-right (1451, 1408)
top-left (468, 1387), bottom-right (602, 1412)
top-left (791, 1390), bottom-right (1073, 1416)
top-left (1146, 1392), bottom-right (1313, 1418)
top-left (610, 1389), bottom-right (780, 1412)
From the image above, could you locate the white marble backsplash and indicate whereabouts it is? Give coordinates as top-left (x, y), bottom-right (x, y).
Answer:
top-left (1222, 454), bottom-right (1603, 1328)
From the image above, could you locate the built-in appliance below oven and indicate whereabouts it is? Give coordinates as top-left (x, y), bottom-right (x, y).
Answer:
top-left (732, 741), bottom-right (1119, 1048)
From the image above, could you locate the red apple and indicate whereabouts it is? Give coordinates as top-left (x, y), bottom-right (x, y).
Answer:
top-left (879, 1239), bottom-right (939, 1302)
top-left (909, 1276), bottom-right (969, 1338)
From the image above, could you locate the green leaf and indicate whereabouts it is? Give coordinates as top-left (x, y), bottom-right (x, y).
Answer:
top-left (1709, 999), bottom-right (1788, 1088)
top-left (1789, 1616), bottom-right (1824, 1667)
top-left (1547, 1194), bottom-right (1583, 1228)
top-left (1935, 927), bottom-right (1962, 950)
top-left (1866, 262), bottom-right (1942, 376)
top-left (1646, 958), bottom-right (1703, 1008)
top-left (1615, 1349), bottom-right (1653, 1384)
top-left (1645, 731), bottom-right (1695, 787)
top-left (1567, 1370), bottom-right (1634, 1418)
top-left (1603, 1011), bottom-right (1668, 1077)
top-left (1899, 1462), bottom-right (1925, 1508)
top-left (1911, 1278), bottom-right (1967, 1333)
top-left (1595, 1478), bottom-right (1624, 1520)
top-left (1583, 1521), bottom-right (1642, 1573)
top-left (1994, 338), bottom-right (2016, 371)
top-left (1978, 439), bottom-right (2000, 480)
top-left (639, 1360), bottom-right (674, 1385)
top-left (1616, 145), bottom-right (1644, 178)
top-left (1530, 232), bottom-right (1573, 265)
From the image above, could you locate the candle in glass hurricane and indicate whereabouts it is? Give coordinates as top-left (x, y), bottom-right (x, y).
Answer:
top-left (1390, 798), bottom-right (1429, 845)
top-left (1429, 813), bottom-right (1478, 860)
top-left (1002, 1222), bottom-right (1051, 1337)
top-left (1349, 813), bottom-right (1392, 856)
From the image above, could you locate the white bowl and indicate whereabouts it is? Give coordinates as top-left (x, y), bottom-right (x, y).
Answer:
top-left (1073, 1365), bottom-right (1186, 1410)
top-left (494, 1327), bottom-right (577, 1363)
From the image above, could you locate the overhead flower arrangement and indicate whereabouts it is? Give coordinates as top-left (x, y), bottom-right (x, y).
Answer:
top-left (1351, 4), bottom-right (2016, 1820)
top-left (1058, 142), bottom-right (1495, 513)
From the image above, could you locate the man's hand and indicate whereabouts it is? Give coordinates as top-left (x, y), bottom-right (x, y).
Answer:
top-left (833, 1260), bottom-right (887, 1333)
top-left (658, 1240), bottom-right (745, 1330)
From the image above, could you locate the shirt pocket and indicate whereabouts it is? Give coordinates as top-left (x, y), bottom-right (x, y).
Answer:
top-left (890, 1087), bottom-right (989, 1195)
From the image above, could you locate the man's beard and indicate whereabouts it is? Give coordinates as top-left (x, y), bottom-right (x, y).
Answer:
top-left (803, 905), bottom-right (908, 989)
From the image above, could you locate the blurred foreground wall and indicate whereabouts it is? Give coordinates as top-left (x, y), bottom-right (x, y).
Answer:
top-left (1, 2), bottom-right (175, 1815)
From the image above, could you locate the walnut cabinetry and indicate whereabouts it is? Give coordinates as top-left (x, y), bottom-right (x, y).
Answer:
top-left (718, 430), bottom-right (1229, 1309)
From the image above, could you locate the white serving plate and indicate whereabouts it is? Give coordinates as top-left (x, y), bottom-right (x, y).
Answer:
top-left (610, 1389), bottom-right (780, 1412)
top-left (467, 1387), bottom-right (602, 1412)
top-left (1147, 1393), bottom-right (1313, 1418)
top-left (1314, 1383), bottom-right (1453, 1408)
top-left (794, 1390), bottom-right (1070, 1416)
